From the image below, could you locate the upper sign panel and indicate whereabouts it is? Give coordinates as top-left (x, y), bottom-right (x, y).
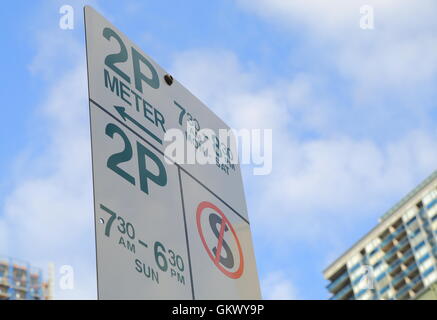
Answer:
top-left (84, 5), bottom-right (249, 219)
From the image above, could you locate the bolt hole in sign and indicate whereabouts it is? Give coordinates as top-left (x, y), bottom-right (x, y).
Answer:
top-left (196, 201), bottom-right (244, 279)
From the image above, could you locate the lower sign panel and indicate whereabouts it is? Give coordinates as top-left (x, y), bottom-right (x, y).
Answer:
top-left (90, 104), bottom-right (193, 299)
top-left (180, 170), bottom-right (261, 299)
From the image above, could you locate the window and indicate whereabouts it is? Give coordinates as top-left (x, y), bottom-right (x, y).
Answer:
top-left (379, 285), bottom-right (389, 295)
top-left (366, 238), bottom-right (380, 253)
top-left (418, 253), bottom-right (430, 265)
top-left (376, 272), bottom-right (387, 282)
top-left (373, 260), bottom-right (382, 269)
top-left (422, 265), bottom-right (435, 278)
top-left (347, 253), bottom-right (361, 268)
top-left (423, 189), bottom-right (437, 205)
top-left (424, 270), bottom-right (437, 286)
top-left (406, 216), bottom-right (417, 226)
top-left (409, 227), bottom-right (421, 240)
top-left (419, 259), bottom-right (433, 273)
top-left (414, 240), bottom-right (425, 251)
top-left (416, 245), bottom-right (427, 257)
top-left (403, 208), bottom-right (416, 222)
top-left (369, 247), bottom-right (379, 257)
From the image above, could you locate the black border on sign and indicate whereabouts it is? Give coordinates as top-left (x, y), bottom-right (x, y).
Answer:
top-left (177, 168), bottom-right (195, 300)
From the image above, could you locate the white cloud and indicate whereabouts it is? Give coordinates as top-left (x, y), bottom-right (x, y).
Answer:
top-left (0, 220), bottom-right (7, 254)
top-left (237, 0), bottom-right (437, 38)
top-left (261, 271), bottom-right (297, 300)
top-left (256, 130), bottom-right (437, 237)
top-left (227, 1), bottom-right (437, 243)
top-left (237, 0), bottom-right (437, 97)
top-left (29, 32), bottom-right (83, 79)
top-left (1, 63), bottom-right (97, 299)
top-left (1, 2), bottom-right (97, 297)
top-left (170, 43), bottom-right (437, 298)
top-left (170, 48), bottom-right (437, 243)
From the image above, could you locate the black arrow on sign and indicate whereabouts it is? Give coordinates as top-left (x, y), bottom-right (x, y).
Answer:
top-left (114, 105), bottom-right (163, 145)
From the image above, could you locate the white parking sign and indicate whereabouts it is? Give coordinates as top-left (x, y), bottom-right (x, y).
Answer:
top-left (84, 5), bottom-right (261, 299)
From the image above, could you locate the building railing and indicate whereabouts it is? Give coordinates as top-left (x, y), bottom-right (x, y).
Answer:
top-left (380, 170), bottom-right (437, 222)
top-left (0, 256), bottom-right (44, 300)
top-left (326, 271), bottom-right (349, 292)
top-left (395, 273), bottom-right (422, 299)
top-left (330, 283), bottom-right (353, 300)
top-left (384, 237), bottom-right (410, 263)
top-left (386, 249), bottom-right (414, 274)
top-left (426, 198), bottom-right (437, 211)
top-left (392, 262), bottom-right (418, 288)
top-left (380, 225), bottom-right (406, 248)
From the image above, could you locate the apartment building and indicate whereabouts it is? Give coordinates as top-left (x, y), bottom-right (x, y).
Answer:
top-left (0, 256), bottom-right (49, 300)
top-left (324, 171), bottom-right (437, 300)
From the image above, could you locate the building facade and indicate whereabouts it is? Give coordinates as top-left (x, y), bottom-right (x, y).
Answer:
top-left (415, 283), bottom-right (437, 300)
top-left (0, 256), bottom-right (49, 300)
top-left (324, 171), bottom-right (437, 300)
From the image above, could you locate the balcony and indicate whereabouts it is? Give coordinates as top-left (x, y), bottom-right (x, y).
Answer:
top-left (410, 274), bottom-right (423, 293)
top-left (0, 277), bottom-right (9, 286)
top-left (0, 290), bottom-right (10, 299)
top-left (385, 246), bottom-right (398, 262)
top-left (13, 280), bottom-right (28, 291)
top-left (387, 249), bottom-right (414, 274)
top-left (401, 249), bottom-right (414, 263)
top-left (406, 216), bottom-right (418, 227)
top-left (398, 237), bottom-right (410, 251)
top-left (387, 259), bottom-right (402, 275)
top-left (327, 271), bottom-right (349, 293)
top-left (426, 198), bottom-right (437, 211)
top-left (392, 274), bottom-right (406, 288)
top-left (395, 273), bottom-right (422, 300)
top-left (355, 288), bottom-right (369, 299)
top-left (381, 225), bottom-right (406, 250)
top-left (384, 237), bottom-right (410, 264)
top-left (392, 262), bottom-right (418, 289)
top-left (395, 283), bottom-right (411, 299)
top-left (330, 283), bottom-right (353, 300)
top-left (376, 271), bottom-right (388, 283)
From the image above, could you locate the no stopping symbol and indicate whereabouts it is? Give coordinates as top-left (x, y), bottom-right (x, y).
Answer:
top-left (196, 201), bottom-right (244, 279)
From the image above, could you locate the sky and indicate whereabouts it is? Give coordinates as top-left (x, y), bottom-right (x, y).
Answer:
top-left (0, 0), bottom-right (437, 299)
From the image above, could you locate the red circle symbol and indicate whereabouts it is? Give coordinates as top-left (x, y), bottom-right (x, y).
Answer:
top-left (196, 201), bottom-right (244, 279)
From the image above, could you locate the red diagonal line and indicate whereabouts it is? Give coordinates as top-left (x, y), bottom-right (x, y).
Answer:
top-left (214, 219), bottom-right (227, 264)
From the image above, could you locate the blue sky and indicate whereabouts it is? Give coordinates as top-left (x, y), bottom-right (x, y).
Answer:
top-left (1, 0), bottom-right (437, 299)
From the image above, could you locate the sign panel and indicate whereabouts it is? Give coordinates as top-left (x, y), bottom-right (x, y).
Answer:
top-left (84, 5), bottom-right (260, 299)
